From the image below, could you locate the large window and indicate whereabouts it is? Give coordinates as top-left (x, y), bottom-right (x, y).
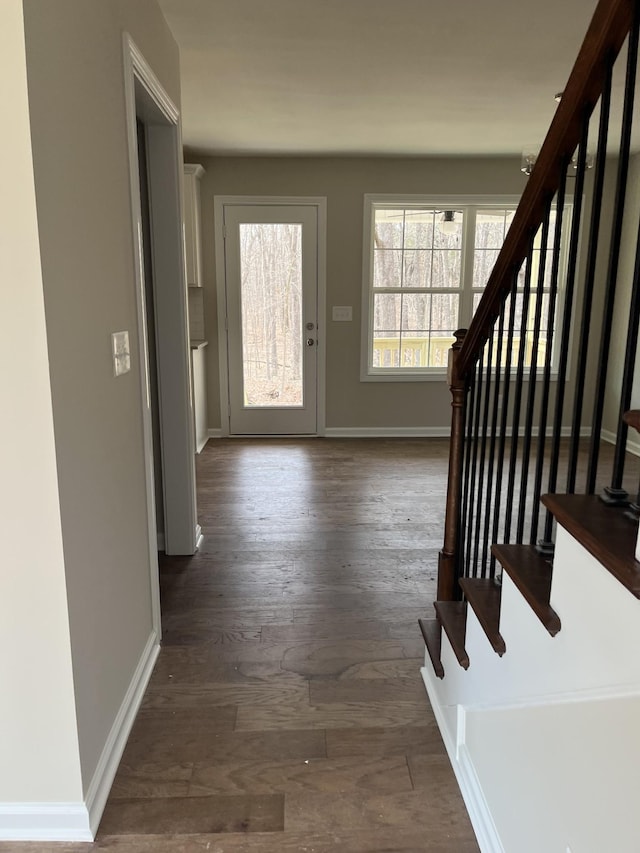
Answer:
top-left (361, 195), bottom-right (568, 380)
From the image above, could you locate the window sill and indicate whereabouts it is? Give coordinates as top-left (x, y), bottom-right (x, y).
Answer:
top-left (361, 370), bottom-right (447, 382)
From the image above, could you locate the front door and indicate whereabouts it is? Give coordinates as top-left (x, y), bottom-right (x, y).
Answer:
top-left (222, 203), bottom-right (319, 435)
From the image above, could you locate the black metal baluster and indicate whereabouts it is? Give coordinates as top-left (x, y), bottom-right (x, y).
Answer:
top-left (531, 169), bottom-right (568, 546)
top-left (491, 278), bottom-right (518, 552)
top-left (518, 207), bottom-right (552, 544)
top-left (458, 369), bottom-right (477, 581)
top-left (473, 331), bottom-right (495, 577)
top-left (567, 60), bottom-right (613, 493)
top-left (483, 303), bottom-right (506, 577)
top-left (595, 14), bottom-right (640, 499)
top-left (542, 116), bottom-right (590, 547)
top-left (504, 241), bottom-right (535, 544)
top-left (466, 355), bottom-right (484, 578)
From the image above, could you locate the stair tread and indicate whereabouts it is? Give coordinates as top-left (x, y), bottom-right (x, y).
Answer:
top-left (419, 618), bottom-right (444, 679)
top-left (492, 543), bottom-right (561, 636)
top-left (458, 578), bottom-right (506, 656)
top-left (434, 601), bottom-right (469, 669)
top-left (542, 494), bottom-right (640, 598)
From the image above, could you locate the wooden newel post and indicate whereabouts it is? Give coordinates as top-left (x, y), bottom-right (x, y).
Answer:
top-left (437, 329), bottom-right (468, 602)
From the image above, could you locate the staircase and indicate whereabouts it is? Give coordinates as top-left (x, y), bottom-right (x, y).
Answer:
top-left (422, 1), bottom-right (640, 850)
top-left (422, 495), bottom-right (640, 853)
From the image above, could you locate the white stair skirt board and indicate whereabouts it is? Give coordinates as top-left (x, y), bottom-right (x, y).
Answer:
top-left (84, 632), bottom-right (160, 838)
top-left (422, 521), bottom-right (640, 853)
top-left (421, 667), bottom-right (504, 853)
top-left (0, 635), bottom-right (158, 841)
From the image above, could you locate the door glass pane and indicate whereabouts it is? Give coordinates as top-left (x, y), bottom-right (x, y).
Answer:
top-left (239, 223), bottom-right (303, 408)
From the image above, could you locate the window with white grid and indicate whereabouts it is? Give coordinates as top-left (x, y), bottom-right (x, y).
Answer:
top-left (361, 195), bottom-right (569, 381)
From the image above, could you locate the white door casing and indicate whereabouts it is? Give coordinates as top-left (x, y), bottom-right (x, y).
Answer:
top-left (123, 34), bottom-right (199, 634)
top-left (215, 198), bottom-right (326, 436)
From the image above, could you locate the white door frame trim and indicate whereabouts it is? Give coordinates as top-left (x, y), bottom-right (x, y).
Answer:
top-left (122, 34), bottom-right (198, 637)
top-left (213, 195), bottom-right (327, 437)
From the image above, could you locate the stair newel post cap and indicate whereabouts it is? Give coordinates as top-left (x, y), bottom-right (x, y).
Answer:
top-left (447, 328), bottom-right (468, 388)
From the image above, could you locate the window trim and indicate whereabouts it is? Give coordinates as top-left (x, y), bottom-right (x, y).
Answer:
top-left (360, 193), bottom-right (569, 382)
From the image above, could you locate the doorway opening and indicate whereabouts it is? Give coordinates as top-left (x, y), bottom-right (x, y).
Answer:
top-left (123, 34), bottom-right (199, 636)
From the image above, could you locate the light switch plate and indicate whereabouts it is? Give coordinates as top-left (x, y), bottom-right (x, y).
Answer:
top-left (332, 305), bottom-right (352, 322)
top-left (112, 330), bottom-right (131, 376)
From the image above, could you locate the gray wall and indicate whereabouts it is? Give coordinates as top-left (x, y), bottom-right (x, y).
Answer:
top-left (189, 155), bottom-right (529, 431)
top-left (189, 155), bottom-right (615, 443)
top-left (23, 0), bottom-right (180, 792)
top-left (0, 0), bottom-right (82, 804)
top-left (603, 152), bottom-right (640, 438)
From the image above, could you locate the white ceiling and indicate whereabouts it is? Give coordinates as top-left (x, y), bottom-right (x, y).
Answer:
top-left (158, 0), bottom-right (601, 157)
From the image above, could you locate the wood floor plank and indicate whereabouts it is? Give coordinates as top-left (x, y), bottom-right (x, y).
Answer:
top-left (292, 604), bottom-right (430, 623)
top-left (0, 834), bottom-right (479, 853)
top-left (189, 754), bottom-right (413, 796)
top-left (110, 762), bottom-right (192, 800)
top-left (309, 676), bottom-right (425, 704)
top-left (326, 724), bottom-right (445, 757)
top-left (261, 619), bottom-right (398, 643)
top-left (141, 679), bottom-right (310, 710)
top-left (235, 701), bottom-right (428, 731)
top-left (192, 637), bottom-right (424, 671)
top-left (285, 789), bottom-right (476, 837)
top-left (123, 728), bottom-right (326, 765)
top-left (98, 794), bottom-right (284, 835)
top-left (148, 658), bottom-right (293, 686)
top-left (334, 657), bottom-right (423, 680)
top-left (408, 753), bottom-right (464, 790)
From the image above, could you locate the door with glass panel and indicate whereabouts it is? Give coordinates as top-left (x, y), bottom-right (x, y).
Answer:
top-left (222, 204), bottom-right (318, 434)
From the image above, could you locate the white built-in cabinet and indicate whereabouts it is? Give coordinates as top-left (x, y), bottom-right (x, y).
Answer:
top-left (183, 163), bottom-right (205, 287)
top-left (184, 163), bottom-right (208, 452)
top-left (191, 342), bottom-right (208, 453)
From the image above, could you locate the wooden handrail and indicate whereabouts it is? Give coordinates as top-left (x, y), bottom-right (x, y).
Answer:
top-left (456, 0), bottom-right (635, 383)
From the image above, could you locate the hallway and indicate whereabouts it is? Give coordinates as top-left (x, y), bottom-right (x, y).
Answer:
top-left (4, 439), bottom-right (478, 852)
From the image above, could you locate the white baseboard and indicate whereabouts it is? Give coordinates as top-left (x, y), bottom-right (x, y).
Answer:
top-left (196, 436), bottom-right (209, 453)
top-left (602, 428), bottom-right (640, 457)
top-left (207, 428), bottom-right (222, 439)
top-left (323, 426), bottom-right (592, 439)
top-left (0, 803), bottom-right (92, 842)
top-left (325, 427), bottom-right (449, 438)
top-left (421, 667), bottom-right (503, 853)
top-left (0, 634), bottom-right (160, 842)
top-left (85, 632), bottom-right (160, 837)
top-left (195, 524), bottom-right (203, 550)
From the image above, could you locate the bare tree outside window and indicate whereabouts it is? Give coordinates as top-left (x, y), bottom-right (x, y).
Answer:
top-left (239, 223), bottom-right (303, 407)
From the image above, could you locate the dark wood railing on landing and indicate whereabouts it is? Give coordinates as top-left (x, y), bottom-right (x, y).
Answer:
top-left (437, 0), bottom-right (640, 605)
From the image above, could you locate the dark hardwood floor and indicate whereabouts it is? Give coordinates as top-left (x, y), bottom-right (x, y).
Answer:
top-left (2, 438), bottom-right (478, 852)
top-left (6, 435), bottom-right (640, 852)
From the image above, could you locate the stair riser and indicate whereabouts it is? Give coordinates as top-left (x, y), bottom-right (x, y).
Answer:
top-left (431, 524), bottom-right (640, 711)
